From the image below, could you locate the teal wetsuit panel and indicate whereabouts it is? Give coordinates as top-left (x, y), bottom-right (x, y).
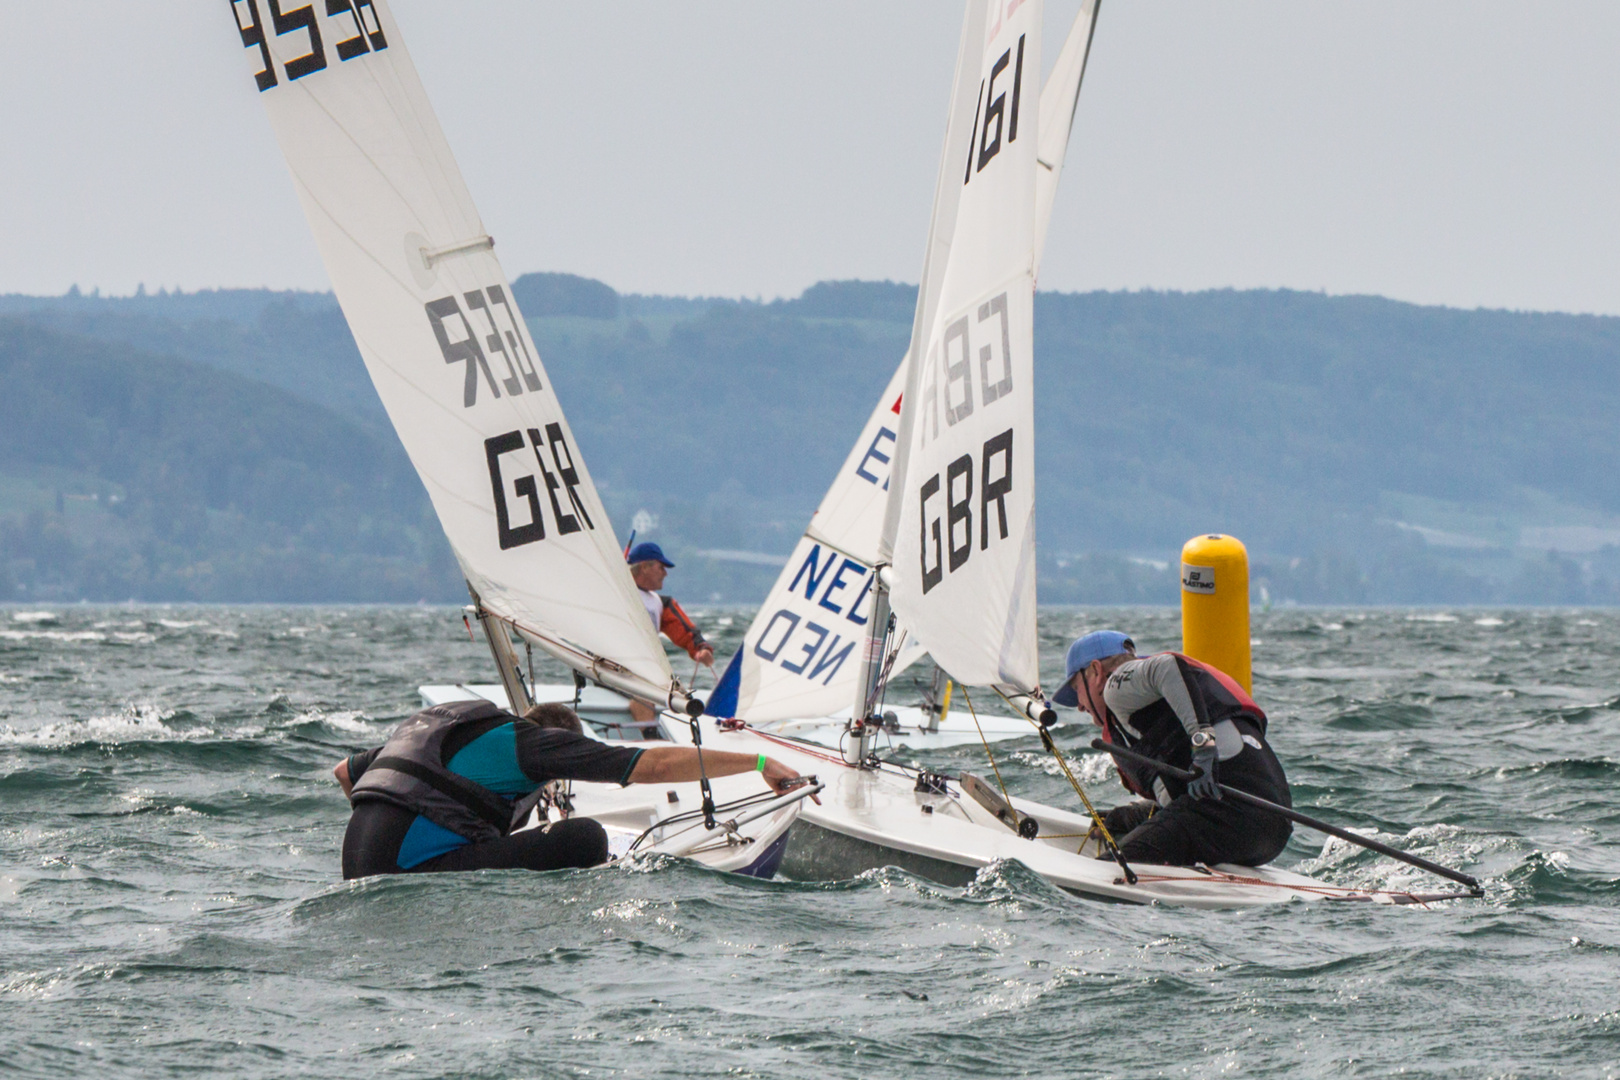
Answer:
top-left (395, 723), bottom-right (530, 868)
top-left (445, 722), bottom-right (533, 795)
top-left (388, 722), bottom-right (642, 870)
top-left (396, 815), bottom-right (469, 869)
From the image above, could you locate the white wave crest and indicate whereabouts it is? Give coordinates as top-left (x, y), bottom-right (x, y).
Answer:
top-left (10, 611), bottom-right (59, 625)
top-left (293, 709), bottom-right (375, 733)
top-left (0, 705), bottom-right (213, 747)
top-left (0, 629), bottom-right (107, 643)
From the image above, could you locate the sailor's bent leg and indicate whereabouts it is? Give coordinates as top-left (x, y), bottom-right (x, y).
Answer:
top-left (342, 799), bottom-right (418, 879)
top-left (1112, 793), bottom-right (1290, 868)
top-left (1112, 802), bottom-right (1202, 866)
top-left (1102, 799), bottom-right (1158, 838)
top-left (413, 817), bottom-right (611, 873)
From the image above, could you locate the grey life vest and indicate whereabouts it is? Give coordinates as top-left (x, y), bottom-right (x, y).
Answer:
top-left (350, 699), bottom-right (524, 842)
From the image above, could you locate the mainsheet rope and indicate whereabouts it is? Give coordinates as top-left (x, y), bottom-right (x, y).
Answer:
top-left (958, 685), bottom-right (1014, 806)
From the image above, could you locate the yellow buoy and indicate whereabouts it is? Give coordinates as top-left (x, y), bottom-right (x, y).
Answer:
top-left (1180, 534), bottom-right (1252, 693)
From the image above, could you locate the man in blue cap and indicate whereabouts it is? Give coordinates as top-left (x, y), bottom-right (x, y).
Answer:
top-left (626, 541), bottom-right (712, 731)
top-left (1055, 630), bottom-right (1292, 868)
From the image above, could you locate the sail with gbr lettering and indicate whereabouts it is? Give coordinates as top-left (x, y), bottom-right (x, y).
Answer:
top-left (887, 0), bottom-right (1043, 695)
top-left (709, 0), bottom-right (1097, 723)
top-left (229, 0), bottom-right (681, 707)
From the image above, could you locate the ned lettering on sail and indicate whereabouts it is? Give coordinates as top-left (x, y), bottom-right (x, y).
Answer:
top-left (748, 544), bottom-right (871, 686)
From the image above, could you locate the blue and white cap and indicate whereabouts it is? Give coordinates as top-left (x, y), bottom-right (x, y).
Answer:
top-left (1052, 630), bottom-right (1135, 707)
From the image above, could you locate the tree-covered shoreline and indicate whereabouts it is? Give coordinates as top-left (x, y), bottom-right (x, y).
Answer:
top-left (3, 276), bottom-right (1617, 604)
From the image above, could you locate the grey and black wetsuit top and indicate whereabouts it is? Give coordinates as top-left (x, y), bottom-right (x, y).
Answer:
top-left (1102, 653), bottom-right (1289, 808)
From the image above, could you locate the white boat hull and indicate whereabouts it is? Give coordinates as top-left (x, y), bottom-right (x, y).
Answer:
top-left (699, 720), bottom-right (1452, 908)
top-left (419, 684), bottom-right (1432, 907)
top-left (753, 703), bottom-right (1047, 752)
top-left (579, 769), bottom-right (805, 878)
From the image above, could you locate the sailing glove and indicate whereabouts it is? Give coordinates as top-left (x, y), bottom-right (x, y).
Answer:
top-left (1188, 729), bottom-right (1221, 800)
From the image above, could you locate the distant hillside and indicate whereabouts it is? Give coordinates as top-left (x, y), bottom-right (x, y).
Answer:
top-left (3, 279), bottom-right (1619, 605)
top-left (0, 318), bottom-right (454, 602)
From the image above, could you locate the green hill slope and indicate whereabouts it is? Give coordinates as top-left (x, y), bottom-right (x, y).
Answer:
top-left (4, 277), bottom-right (1618, 604)
top-left (0, 319), bottom-right (454, 602)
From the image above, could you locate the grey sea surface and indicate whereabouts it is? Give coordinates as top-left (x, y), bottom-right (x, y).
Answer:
top-left (1, 605), bottom-right (1616, 1079)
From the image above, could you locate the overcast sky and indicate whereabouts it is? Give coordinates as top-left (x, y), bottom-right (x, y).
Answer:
top-left (5, 1), bottom-right (1619, 314)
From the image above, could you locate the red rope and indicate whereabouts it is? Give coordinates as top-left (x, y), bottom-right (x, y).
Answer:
top-left (729, 723), bottom-right (857, 767)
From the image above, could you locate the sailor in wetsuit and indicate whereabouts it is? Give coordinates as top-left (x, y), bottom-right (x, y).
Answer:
top-left (1054, 630), bottom-right (1293, 868)
top-left (333, 700), bottom-right (806, 879)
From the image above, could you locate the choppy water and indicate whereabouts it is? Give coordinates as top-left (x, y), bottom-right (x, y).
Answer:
top-left (2, 605), bottom-right (1617, 1079)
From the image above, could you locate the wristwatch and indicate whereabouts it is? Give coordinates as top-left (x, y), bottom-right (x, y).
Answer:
top-left (1189, 728), bottom-right (1217, 751)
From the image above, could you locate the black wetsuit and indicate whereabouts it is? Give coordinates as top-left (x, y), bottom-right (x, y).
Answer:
top-left (342, 801), bottom-right (612, 879)
top-left (341, 701), bottom-right (644, 879)
top-left (1095, 653), bottom-right (1292, 868)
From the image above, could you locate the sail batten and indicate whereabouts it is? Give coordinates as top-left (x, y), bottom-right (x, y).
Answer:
top-left (236, 0), bottom-right (675, 700)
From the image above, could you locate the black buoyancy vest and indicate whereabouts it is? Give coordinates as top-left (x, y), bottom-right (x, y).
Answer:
top-left (350, 699), bottom-right (523, 842)
top-left (1104, 653), bottom-right (1269, 802)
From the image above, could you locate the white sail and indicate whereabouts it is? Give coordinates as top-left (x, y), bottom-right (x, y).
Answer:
top-left (706, 0), bottom-right (990, 722)
top-left (1035, 0), bottom-right (1101, 272)
top-left (713, 0), bottom-right (1094, 721)
top-left (231, 0), bottom-right (676, 702)
top-left (888, 0), bottom-right (1043, 694)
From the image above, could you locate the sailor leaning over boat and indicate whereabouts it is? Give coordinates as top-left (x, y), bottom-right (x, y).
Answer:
top-left (332, 699), bottom-right (807, 879)
top-left (1056, 631), bottom-right (1294, 868)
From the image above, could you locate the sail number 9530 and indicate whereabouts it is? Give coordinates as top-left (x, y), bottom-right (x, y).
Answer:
top-left (426, 287), bottom-right (543, 408)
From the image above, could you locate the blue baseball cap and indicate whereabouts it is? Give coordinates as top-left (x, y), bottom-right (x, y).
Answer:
top-left (1052, 630), bottom-right (1135, 707)
top-left (626, 541), bottom-right (675, 568)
